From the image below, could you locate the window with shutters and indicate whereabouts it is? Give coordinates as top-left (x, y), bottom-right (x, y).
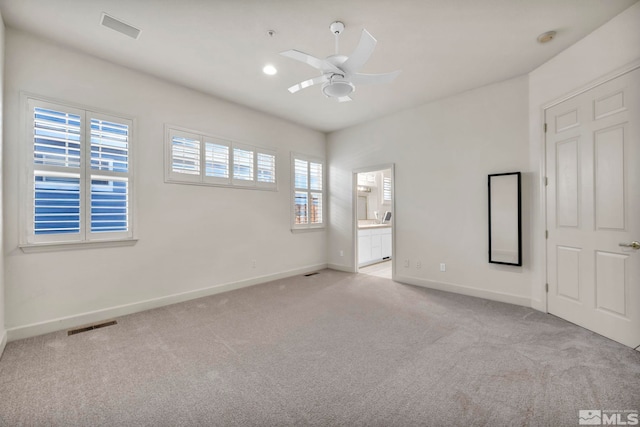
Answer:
top-left (22, 97), bottom-right (135, 249)
top-left (291, 153), bottom-right (324, 230)
top-left (165, 126), bottom-right (276, 190)
top-left (382, 176), bottom-right (392, 203)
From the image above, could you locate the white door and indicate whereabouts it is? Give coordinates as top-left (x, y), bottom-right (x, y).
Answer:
top-left (546, 67), bottom-right (640, 348)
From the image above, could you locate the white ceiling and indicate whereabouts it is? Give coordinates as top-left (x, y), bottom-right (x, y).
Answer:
top-left (0, 0), bottom-right (637, 133)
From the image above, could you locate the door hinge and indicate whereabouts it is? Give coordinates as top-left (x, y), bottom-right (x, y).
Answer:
top-left (545, 283), bottom-right (549, 293)
top-left (545, 230), bottom-right (549, 239)
top-left (544, 123), bottom-right (548, 133)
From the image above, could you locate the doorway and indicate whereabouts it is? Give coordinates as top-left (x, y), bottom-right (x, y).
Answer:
top-left (545, 67), bottom-right (640, 348)
top-left (354, 165), bottom-right (394, 278)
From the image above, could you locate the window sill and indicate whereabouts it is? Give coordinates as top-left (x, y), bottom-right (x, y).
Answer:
top-left (165, 178), bottom-right (278, 192)
top-left (20, 238), bottom-right (138, 254)
top-left (291, 226), bottom-right (325, 233)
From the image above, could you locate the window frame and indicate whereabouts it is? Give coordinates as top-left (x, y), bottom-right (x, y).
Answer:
top-left (20, 94), bottom-right (136, 251)
top-left (164, 125), bottom-right (277, 191)
top-left (291, 152), bottom-right (325, 231)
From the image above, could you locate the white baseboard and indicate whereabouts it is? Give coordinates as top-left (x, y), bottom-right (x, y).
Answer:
top-left (0, 330), bottom-right (7, 360)
top-left (327, 263), bottom-right (355, 273)
top-left (530, 297), bottom-right (546, 312)
top-left (394, 274), bottom-right (531, 307)
top-left (7, 263), bottom-right (328, 342)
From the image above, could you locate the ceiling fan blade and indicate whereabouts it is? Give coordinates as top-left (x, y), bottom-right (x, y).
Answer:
top-left (287, 76), bottom-right (327, 94)
top-left (351, 70), bottom-right (401, 85)
top-left (342, 29), bottom-right (377, 73)
top-left (337, 96), bottom-right (352, 103)
top-left (280, 49), bottom-right (342, 74)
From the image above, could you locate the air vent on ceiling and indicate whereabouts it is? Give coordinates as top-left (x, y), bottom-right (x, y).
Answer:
top-left (100, 13), bottom-right (141, 40)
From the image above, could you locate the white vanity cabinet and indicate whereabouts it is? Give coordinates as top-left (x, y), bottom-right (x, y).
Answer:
top-left (381, 229), bottom-right (392, 259)
top-left (358, 226), bottom-right (392, 266)
top-left (358, 229), bottom-right (372, 264)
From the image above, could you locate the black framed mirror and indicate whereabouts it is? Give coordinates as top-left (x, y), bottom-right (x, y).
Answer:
top-left (488, 172), bottom-right (522, 266)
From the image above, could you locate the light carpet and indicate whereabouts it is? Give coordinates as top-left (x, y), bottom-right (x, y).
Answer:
top-left (0, 269), bottom-right (638, 426)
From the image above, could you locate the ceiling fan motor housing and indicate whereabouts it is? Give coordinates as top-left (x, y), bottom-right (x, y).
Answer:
top-left (330, 21), bottom-right (345, 35)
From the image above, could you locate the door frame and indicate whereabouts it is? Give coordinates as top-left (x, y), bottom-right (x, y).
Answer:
top-left (352, 163), bottom-right (396, 278)
top-left (541, 59), bottom-right (640, 313)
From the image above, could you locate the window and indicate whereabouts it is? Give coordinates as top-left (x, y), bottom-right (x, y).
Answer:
top-left (166, 126), bottom-right (276, 190)
top-left (383, 176), bottom-right (392, 203)
top-left (291, 153), bottom-right (324, 230)
top-left (23, 97), bottom-right (134, 247)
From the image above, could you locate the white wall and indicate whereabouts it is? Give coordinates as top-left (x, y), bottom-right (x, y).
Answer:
top-left (328, 75), bottom-right (532, 306)
top-left (527, 2), bottom-right (640, 310)
top-left (3, 29), bottom-right (326, 339)
top-left (0, 10), bottom-right (6, 355)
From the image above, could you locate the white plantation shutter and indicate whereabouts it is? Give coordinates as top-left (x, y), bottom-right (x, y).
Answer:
top-left (309, 161), bottom-right (322, 224)
top-left (34, 172), bottom-right (81, 236)
top-left (90, 176), bottom-right (129, 233)
top-left (383, 176), bottom-right (392, 202)
top-left (311, 192), bottom-right (322, 224)
top-left (257, 151), bottom-right (276, 184)
top-left (166, 126), bottom-right (276, 190)
top-left (172, 136), bottom-right (200, 175)
top-left (295, 192), bottom-right (308, 224)
top-left (25, 98), bottom-right (134, 245)
top-left (204, 141), bottom-right (230, 184)
top-left (168, 129), bottom-right (201, 183)
top-left (90, 118), bottom-right (129, 172)
top-left (294, 159), bottom-right (308, 189)
top-left (292, 154), bottom-right (324, 229)
top-left (34, 107), bottom-right (82, 168)
top-left (309, 162), bottom-right (322, 191)
top-left (89, 113), bottom-right (131, 239)
top-left (233, 147), bottom-right (254, 183)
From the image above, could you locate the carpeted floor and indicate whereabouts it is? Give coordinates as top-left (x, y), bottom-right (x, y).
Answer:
top-left (0, 269), bottom-right (638, 426)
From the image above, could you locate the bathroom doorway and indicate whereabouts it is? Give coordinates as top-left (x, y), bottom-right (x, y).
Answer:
top-left (354, 165), bottom-right (394, 278)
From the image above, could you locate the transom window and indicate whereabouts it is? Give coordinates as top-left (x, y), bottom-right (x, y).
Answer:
top-left (291, 153), bottom-right (324, 230)
top-left (166, 126), bottom-right (276, 190)
top-left (23, 97), bottom-right (134, 247)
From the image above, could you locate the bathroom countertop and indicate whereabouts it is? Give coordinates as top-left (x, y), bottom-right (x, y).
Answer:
top-left (358, 223), bottom-right (392, 229)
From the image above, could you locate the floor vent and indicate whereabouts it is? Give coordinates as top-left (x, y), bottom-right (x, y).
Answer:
top-left (68, 320), bottom-right (117, 336)
top-left (304, 272), bottom-right (319, 277)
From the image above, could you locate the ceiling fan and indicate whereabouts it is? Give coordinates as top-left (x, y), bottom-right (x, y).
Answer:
top-left (280, 21), bottom-right (401, 102)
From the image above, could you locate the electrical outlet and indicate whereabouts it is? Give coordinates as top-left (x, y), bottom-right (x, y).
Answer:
top-left (416, 261), bottom-right (422, 269)
top-left (404, 259), bottom-right (410, 268)
top-left (252, 260), bottom-right (257, 269)
top-left (440, 263), bottom-right (446, 272)
top-left (339, 250), bottom-right (344, 257)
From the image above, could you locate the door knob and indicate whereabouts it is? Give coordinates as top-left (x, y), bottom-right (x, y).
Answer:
top-left (619, 241), bottom-right (640, 250)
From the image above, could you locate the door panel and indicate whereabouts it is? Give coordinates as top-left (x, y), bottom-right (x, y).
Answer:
top-left (556, 246), bottom-right (581, 302)
top-left (556, 138), bottom-right (580, 227)
top-left (546, 67), bottom-right (640, 348)
top-left (594, 126), bottom-right (625, 230)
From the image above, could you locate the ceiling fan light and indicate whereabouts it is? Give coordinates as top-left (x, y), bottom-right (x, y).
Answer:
top-left (322, 81), bottom-right (354, 98)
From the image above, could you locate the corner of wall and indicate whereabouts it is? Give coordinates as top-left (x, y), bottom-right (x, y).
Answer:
top-left (0, 8), bottom-right (7, 357)
top-left (0, 331), bottom-right (6, 360)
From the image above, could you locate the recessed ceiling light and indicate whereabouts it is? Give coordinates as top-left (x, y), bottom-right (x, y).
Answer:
top-left (537, 31), bottom-right (557, 44)
top-left (263, 64), bottom-right (278, 75)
